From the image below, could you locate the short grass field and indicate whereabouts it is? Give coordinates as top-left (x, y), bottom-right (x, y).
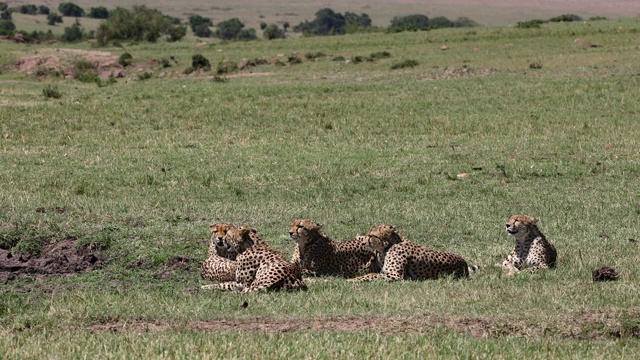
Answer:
top-left (1, 16), bottom-right (640, 358)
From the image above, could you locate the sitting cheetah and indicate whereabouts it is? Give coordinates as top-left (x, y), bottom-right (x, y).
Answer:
top-left (202, 226), bottom-right (307, 293)
top-left (289, 219), bottom-right (379, 278)
top-left (349, 224), bottom-right (473, 282)
top-left (200, 223), bottom-right (238, 282)
top-left (500, 214), bottom-right (557, 276)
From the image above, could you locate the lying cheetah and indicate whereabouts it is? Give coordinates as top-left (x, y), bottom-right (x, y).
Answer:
top-left (500, 214), bottom-right (557, 276)
top-left (289, 219), bottom-right (379, 278)
top-left (202, 226), bottom-right (307, 292)
top-left (349, 224), bottom-right (473, 282)
top-left (200, 223), bottom-right (237, 282)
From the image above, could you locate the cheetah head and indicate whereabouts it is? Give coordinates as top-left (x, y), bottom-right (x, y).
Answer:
top-left (505, 215), bottom-right (539, 238)
top-left (365, 224), bottom-right (404, 254)
top-left (289, 219), bottom-right (322, 245)
top-left (209, 223), bottom-right (234, 250)
top-left (223, 226), bottom-right (259, 254)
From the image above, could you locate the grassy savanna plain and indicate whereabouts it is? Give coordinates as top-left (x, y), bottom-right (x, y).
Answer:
top-left (1, 17), bottom-right (640, 358)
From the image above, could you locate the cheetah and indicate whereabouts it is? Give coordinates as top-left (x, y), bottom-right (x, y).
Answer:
top-left (200, 223), bottom-right (238, 282)
top-left (348, 224), bottom-right (473, 282)
top-left (289, 219), bottom-right (379, 278)
top-left (499, 214), bottom-right (556, 276)
top-left (202, 226), bottom-right (307, 292)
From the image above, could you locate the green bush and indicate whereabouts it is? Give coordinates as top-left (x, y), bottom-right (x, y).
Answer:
top-left (118, 52), bottom-right (133, 67)
top-left (88, 6), bottom-right (109, 19)
top-left (529, 61), bottom-right (543, 69)
top-left (58, 2), bottom-right (84, 17)
top-left (191, 54), bottom-right (211, 71)
top-left (0, 19), bottom-right (14, 33)
top-left (548, 14), bottom-right (582, 22)
top-left (61, 23), bottom-right (85, 42)
top-left (369, 51), bottom-right (391, 60)
top-left (390, 59), bottom-right (419, 69)
top-left (47, 12), bottom-right (62, 26)
top-left (216, 59), bottom-right (238, 74)
top-left (516, 19), bottom-right (545, 28)
top-left (96, 5), bottom-right (186, 45)
top-left (138, 72), bottom-right (152, 80)
top-left (42, 85), bottom-right (62, 99)
top-left (263, 24), bottom-right (285, 40)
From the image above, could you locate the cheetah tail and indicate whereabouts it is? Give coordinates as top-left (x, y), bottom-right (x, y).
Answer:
top-left (468, 265), bottom-right (481, 273)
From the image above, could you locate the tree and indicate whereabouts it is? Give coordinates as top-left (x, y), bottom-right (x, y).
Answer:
top-left (0, 9), bottom-right (11, 20)
top-left (259, 21), bottom-right (267, 30)
top-left (38, 5), bottom-right (50, 15)
top-left (429, 16), bottom-right (454, 28)
top-left (58, 2), bottom-right (84, 17)
top-left (214, 18), bottom-right (246, 40)
top-left (88, 6), bottom-right (109, 19)
top-left (19, 4), bottom-right (38, 15)
top-left (193, 24), bottom-right (211, 38)
top-left (0, 19), bottom-right (15, 33)
top-left (283, 22), bottom-right (290, 32)
top-left (96, 6), bottom-right (186, 44)
top-left (0, 2), bottom-right (7, 11)
top-left (293, 8), bottom-right (362, 36)
top-left (263, 24), bottom-right (284, 40)
top-left (344, 12), bottom-right (371, 27)
top-left (389, 14), bottom-right (430, 31)
top-left (47, 12), bottom-right (63, 25)
top-left (237, 28), bottom-right (257, 41)
top-left (189, 14), bottom-right (212, 31)
top-left (61, 23), bottom-right (84, 42)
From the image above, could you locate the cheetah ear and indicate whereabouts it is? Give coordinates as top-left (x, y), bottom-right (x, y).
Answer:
top-left (209, 224), bottom-right (217, 234)
top-left (531, 217), bottom-right (540, 224)
top-left (250, 228), bottom-right (258, 234)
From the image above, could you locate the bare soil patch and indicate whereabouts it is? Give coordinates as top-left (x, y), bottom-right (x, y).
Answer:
top-left (87, 309), bottom-right (640, 339)
top-left (9, 48), bottom-right (121, 78)
top-left (0, 238), bottom-right (105, 282)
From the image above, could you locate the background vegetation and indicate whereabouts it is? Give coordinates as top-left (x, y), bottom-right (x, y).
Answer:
top-left (1, 4), bottom-right (640, 358)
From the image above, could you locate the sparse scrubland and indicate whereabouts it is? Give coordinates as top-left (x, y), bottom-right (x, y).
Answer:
top-left (1, 9), bottom-right (640, 358)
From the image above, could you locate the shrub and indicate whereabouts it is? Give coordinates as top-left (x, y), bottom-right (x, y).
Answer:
top-left (58, 2), bottom-right (84, 17)
top-left (589, 16), bottom-right (607, 21)
top-left (370, 51), bottom-right (391, 60)
top-left (0, 9), bottom-right (11, 21)
top-left (516, 19), bottom-right (545, 28)
top-left (293, 8), bottom-right (349, 36)
top-left (0, 19), bottom-right (14, 33)
top-left (212, 75), bottom-right (228, 83)
top-left (548, 14), bottom-right (582, 22)
top-left (216, 59), bottom-right (238, 74)
top-left (118, 52), bottom-right (133, 67)
top-left (47, 12), bottom-right (63, 25)
top-left (215, 17), bottom-right (246, 40)
top-left (42, 85), bottom-right (62, 99)
top-left (138, 72), bottom-right (152, 80)
top-left (193, 24), bottom-right (212, 38)
top-left (96, 6), bottom-right (186, 45)
top-left (0, 2), bottom-right (7, 11)
top-left (188, 14), bottom-right (212, 32)
top-left (159, 58), bottom-right (171, 68)
top-left (389, 14), bottom-right (430, 31)
top-left (332, 55), bottom-right (345, 61)
top-left (263, 24), bottom-right (285, 40)
top-left (38, 5), bottom-right (49, 15)
top-left (304, 51), bottom-right (325, 60)
top-left (73, 59), bottom-right (97, 80)
top-left (191, 54), bottom-right (211, 71)
top-left (259, 22), bottom-right (267, 30)
top-left (390, 59), bottom-right (419, 69)
top-left (237, 28), bottom-right (257, 40)
top-left (19, 4), bottom-right (38, 15)
top-left (529, 61), bottom-right (543, 69)
top-left (61, 23), bottom-right (85, 42)
top-left (287, 56), bottom-right (302, 64)
top-left (88, 6), bottom-right (109, 19)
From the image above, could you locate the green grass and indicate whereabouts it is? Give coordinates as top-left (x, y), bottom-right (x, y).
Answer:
top-left (1, 17), bottom-right (640, 358)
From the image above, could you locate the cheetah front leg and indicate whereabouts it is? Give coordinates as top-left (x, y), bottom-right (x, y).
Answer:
top-left (347, 273), bottom-right (381, 282)
top-left (201, 282), bottom-right (245, 291)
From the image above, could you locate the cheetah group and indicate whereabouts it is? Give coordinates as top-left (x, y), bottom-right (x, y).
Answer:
top-left (200, 215), bottom-right (556, 292)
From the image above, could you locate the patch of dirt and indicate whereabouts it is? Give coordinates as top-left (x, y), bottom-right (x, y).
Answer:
top-left (86, 309), bottom-right (640, 340)
top-left (153, 255), bottom-right (195, 279)
top-left (9, 49), bottom-right (121, 78)
top-left (426, 65), bottom-right (495, 81)
top-left (0, 238), bottom-right (105, 282)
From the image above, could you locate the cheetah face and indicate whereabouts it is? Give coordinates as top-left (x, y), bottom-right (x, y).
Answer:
top-left (209, 223), bottom-right (234, 249)
top-left (289, 219), bottom-right (322, 244)
top-left (505, 215), bottom-right (539, 236)
top-left (223, 226), bottom-right (257, 254)
top-left (365, 224), bottom-right (402, 253)
top-left (363, 235), bottom-right (386, 254)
